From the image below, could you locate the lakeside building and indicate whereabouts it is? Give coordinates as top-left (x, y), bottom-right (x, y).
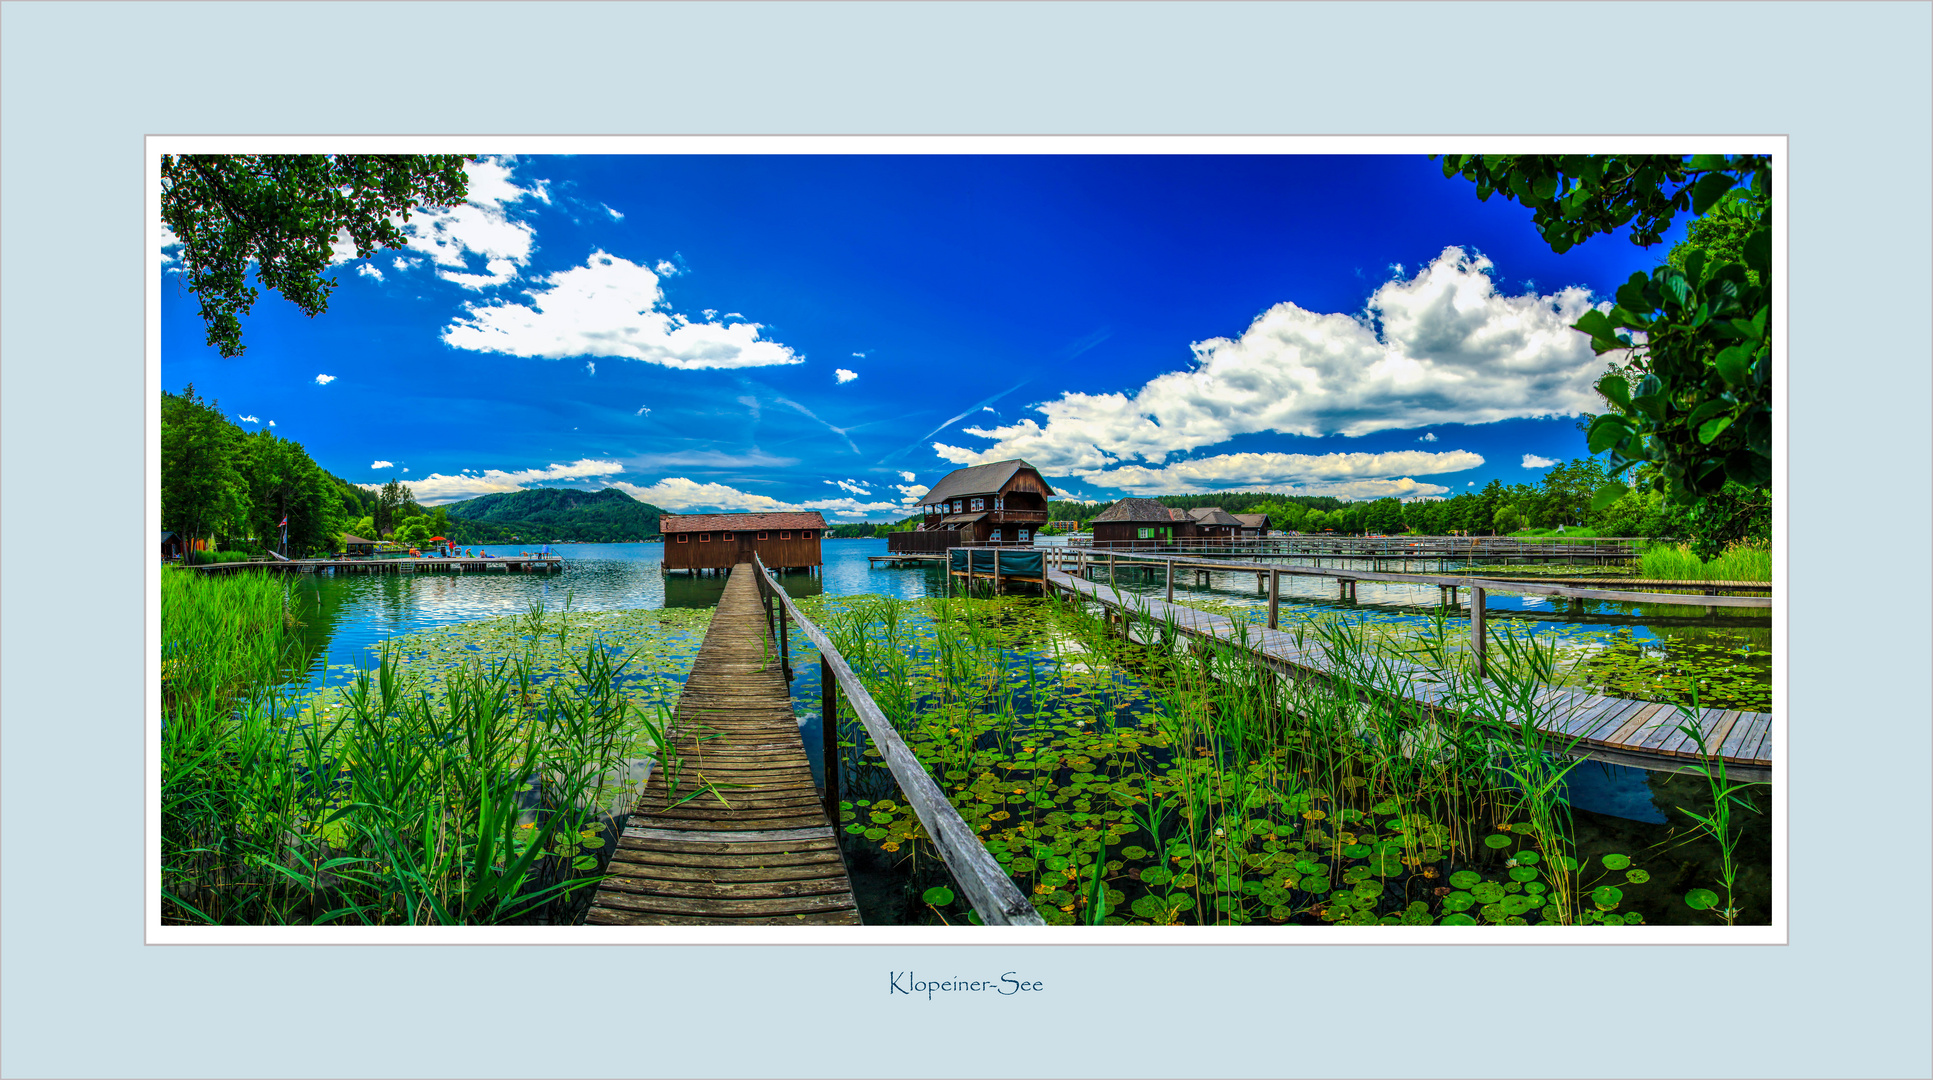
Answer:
top-left (1187, 506), bottom-right (1247, 540)
top-left (660, 511), bottom-right (827, 575)
top-left (1090, 498), bottom-right (1197, 549)
top-left (1232, 513), bottom-right (1271, 539)
top-left (888, 458), bottom-right (1055, 552)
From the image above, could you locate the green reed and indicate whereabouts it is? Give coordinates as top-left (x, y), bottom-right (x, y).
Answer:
top-left (1640, 541), bottom-right (1772, 582)
top-left (161, 571), bottom-right (663, 925)
top-left (816, 588), bottom-right (1649, 926)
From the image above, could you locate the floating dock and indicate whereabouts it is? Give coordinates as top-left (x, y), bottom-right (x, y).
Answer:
top-left (1045, 567), bottom-right (1771, 782)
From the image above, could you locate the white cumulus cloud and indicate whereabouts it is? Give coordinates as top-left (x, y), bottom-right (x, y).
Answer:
top-left (1521, 454), bottom-right (1558, 468)
top-left (826, 478), bottom-right (871, 496)
top-left (357, 264), bottom-right (384, 283)
top-left (603, 204), bottom-right (624, 221)
top-left (585, 360), bottom-right (596, 376)
top-left (896, 483), bottom-right (929, 504)
top-left (1083, 449), bottom-right (1483, 497)
top-left (1418, 432), bottom-right (1437, 442)
top-left (401, 458), bottom-right (625, 504)
top-left (608, 478), bottom-right (899, 517)
top-left (400, 156), bottom-right (545, 289)
top-left (314, 374), bottom-right (335, 386)
top-left (370, 460), bottom-right (394, 469)
top-left (238, 414), bottom-right (259, 424)
top-left (442, 250), bottom-right (802, 369)
top-left (934, 248), bottom-right (1606, 476)
top-left (835, 368), bottom-right (858, 384)
top-left (898, 471), bottom-right (916, 482)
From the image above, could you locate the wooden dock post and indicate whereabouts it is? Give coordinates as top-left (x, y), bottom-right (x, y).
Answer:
top-left (1165, 558), bottom-right (1174, 603)
top-left (993, 551), bottom-right (1003, 593)
top-left (1469, 585), bottom-right (1487, 678)
top-left (1268, 569), bottom-right (1279, 630)
top-left (822, 655), bottom-right (840, 827)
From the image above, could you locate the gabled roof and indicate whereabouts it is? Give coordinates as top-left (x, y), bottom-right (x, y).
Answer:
top-left (1188, 507), bottom-right (1245, 527)
top-left (659, 512), bottom-right (828, 532)
top-left (1233, 514), bottom-right (1270, 529)
top-left (1092, 498), bottom-right (1192, 524)
top-left (340, 535), bottom-right (374, 544)
top-left (920, 459), bottom-right (1054, 504)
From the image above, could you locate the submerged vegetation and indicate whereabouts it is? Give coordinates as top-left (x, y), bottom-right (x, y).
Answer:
top-left (804, 588), bottom-right (1769, 927)
top-left (160, 570), bottom-right (706, 925)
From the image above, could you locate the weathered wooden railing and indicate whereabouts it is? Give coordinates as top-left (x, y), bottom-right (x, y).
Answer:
top-left (1045, 548), bottom-right (1770, 678)
top-left (749, 555), bottom-right (1044, 926)
top-left (1064, 534), bottom-right (1640, 558)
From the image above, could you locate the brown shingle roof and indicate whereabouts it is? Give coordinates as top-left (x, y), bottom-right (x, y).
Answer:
top-left (919, 459), bottom-right (1055, 504)
top-left (340, 535), bottom-right (374, 544)
top-left (1233, 514), bottom-right (1270, 529)
top-left (659, 512), bottom-right (827, 532)
top-left (939, 512), bottom-right (988, 526)
top-left (1188, 507), bottom-right (1244, 527)
top-left (1092, 498), bottom-right (1188, 524)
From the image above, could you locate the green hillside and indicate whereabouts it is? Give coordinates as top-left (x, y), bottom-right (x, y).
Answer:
top-left (438, 486), bottom-right (664, 543)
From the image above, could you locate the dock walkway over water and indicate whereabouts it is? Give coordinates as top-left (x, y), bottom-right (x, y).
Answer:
top-left (1044, 566), bottom-right (1772, 783)
top-left (587, 562), bottom-right (861, 925)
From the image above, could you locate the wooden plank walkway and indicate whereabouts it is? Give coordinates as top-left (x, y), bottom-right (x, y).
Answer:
top-left (1046, 569), bottom-right (1771, 783)
top-left (587, 562), bottom-right (860, 925)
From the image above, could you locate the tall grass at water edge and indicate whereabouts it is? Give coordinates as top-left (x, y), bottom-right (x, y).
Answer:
top-left (819, 589), bottom-right (1679, 926)
top-left (161, 569), bottom-right (665, 925)
top-left (1638, 542), bottom-right (1771, 582)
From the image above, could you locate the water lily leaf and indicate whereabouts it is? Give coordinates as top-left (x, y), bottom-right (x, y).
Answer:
top-left (1624, 868), bottom-right (1650, 885)
top-left (1601, 853), bottom-right (1631, 870)
top-left (1448, 870), bottom-right (1482, 890)
top-left (1685, 888), bottom-right (1719, 911)
top-left (922, 886), bottom-right (955, 905)
top-left (1591, 885), bottom-right (1624, 910)
top-left (1483, 834), bottom-right (1513, 850)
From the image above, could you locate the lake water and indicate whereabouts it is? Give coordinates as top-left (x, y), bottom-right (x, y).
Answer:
top-left (280, 538), bottom-right (1769, 830)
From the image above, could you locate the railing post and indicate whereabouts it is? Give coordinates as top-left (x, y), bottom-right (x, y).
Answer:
top-left (778, 599), bottom-right (791, 679)
top-left (1268, 569), bottom-right (1279, 630)
top-left (1469, 585), bottom-right (1487, 679)
top-left (1165, 558), bottom-right (1174, 603)
top-left (822, 655), bottom-right (839, 827)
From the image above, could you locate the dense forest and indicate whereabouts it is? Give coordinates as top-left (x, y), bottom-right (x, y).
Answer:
top-left (437, 487), bottom-right (664, 543)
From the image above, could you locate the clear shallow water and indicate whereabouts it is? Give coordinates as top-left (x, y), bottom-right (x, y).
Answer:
top-left (279, 539), bottom-right (1768, 836)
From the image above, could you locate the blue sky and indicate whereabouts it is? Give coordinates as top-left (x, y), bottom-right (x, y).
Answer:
top-left (160, 153), bottom-right (1685, 520)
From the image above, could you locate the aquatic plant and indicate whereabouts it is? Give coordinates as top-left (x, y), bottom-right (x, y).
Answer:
top-left (808, 589), bottom-right (1660, 926)
top-left (161, 573), bottom-right (696, 925)
top-left (1639, 541), bottom-right (1771, 582)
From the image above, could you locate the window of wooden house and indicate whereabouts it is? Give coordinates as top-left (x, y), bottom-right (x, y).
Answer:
top-left (801, 530), bottom-right (815, 539)
top-left (970, 497), bottom-right (985, 511)
top-left (990, 529), bottom-right (1002, 541)
top-left (699, 533), bottom-right (711, 542)
top-left (1137, 527), bottom-right (1154, 539)
top-left (1019, 530), bottom-right (1030, 542)
top-left (722, 531), bottom-right (734, 540)
top-left (780, 531), bottom-right (791, 540)
top-left (676, 534), bottom-right (689, 543)
top-left (758, 531), bottom-right (768, 540)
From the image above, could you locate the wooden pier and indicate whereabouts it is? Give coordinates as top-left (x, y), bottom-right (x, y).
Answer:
top-left (587, 562), bottom-right (861, 925)
top-left (1044, 566), bottom-right (1772, 782)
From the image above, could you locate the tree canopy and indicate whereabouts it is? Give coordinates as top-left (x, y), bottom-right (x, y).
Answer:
top-left (161, 154), bottom-right (472, 357)
top-left (1436, 154), bottom-right (1772, 509)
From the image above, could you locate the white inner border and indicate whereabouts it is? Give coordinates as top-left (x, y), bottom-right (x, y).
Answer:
top-left (147, 134), bottom-right (1786, 946)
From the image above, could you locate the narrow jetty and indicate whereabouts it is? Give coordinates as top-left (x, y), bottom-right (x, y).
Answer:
top-left (1046, 568), bottom-right (1772, 782)
top-left (587, 562), bottom-right (860, 925)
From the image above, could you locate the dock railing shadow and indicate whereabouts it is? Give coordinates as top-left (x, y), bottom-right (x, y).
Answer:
top-left (749, 554), bottom-right (1045, 926)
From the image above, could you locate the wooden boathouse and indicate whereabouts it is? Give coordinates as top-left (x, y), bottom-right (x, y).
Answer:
top-left (888, 458), bottom-right (1054, 553)
top-left (1090, 498), bottom-right (1195, 551)
top-left (660, 512), bottom-right (827, 575)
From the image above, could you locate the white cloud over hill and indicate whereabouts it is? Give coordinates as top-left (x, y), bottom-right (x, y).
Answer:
top-left (608, 478), bottom-right (899, 518)
top-left (1084, 448), bottom-right (1483, 495)
top-left (399, 458), bottom-right (625, 504)
top-left (934, 248), bottom-right (1605, 487)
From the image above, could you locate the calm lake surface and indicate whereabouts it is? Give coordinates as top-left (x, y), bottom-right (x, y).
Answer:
top-left (279, 537), bottom-right (1773, 916)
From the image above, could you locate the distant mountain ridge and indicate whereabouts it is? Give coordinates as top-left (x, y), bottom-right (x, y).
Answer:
top-left (439, 486), bottom-right (665, 542)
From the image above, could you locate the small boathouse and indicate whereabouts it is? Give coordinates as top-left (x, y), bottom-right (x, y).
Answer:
top-left (660, 512), bottom-right (827, 575)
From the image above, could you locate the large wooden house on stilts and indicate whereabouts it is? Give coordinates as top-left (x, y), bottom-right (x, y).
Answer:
top-left (659, 512), bottom-right (827, 575)
top-left (887, 458), bottom-right (1055, 553)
